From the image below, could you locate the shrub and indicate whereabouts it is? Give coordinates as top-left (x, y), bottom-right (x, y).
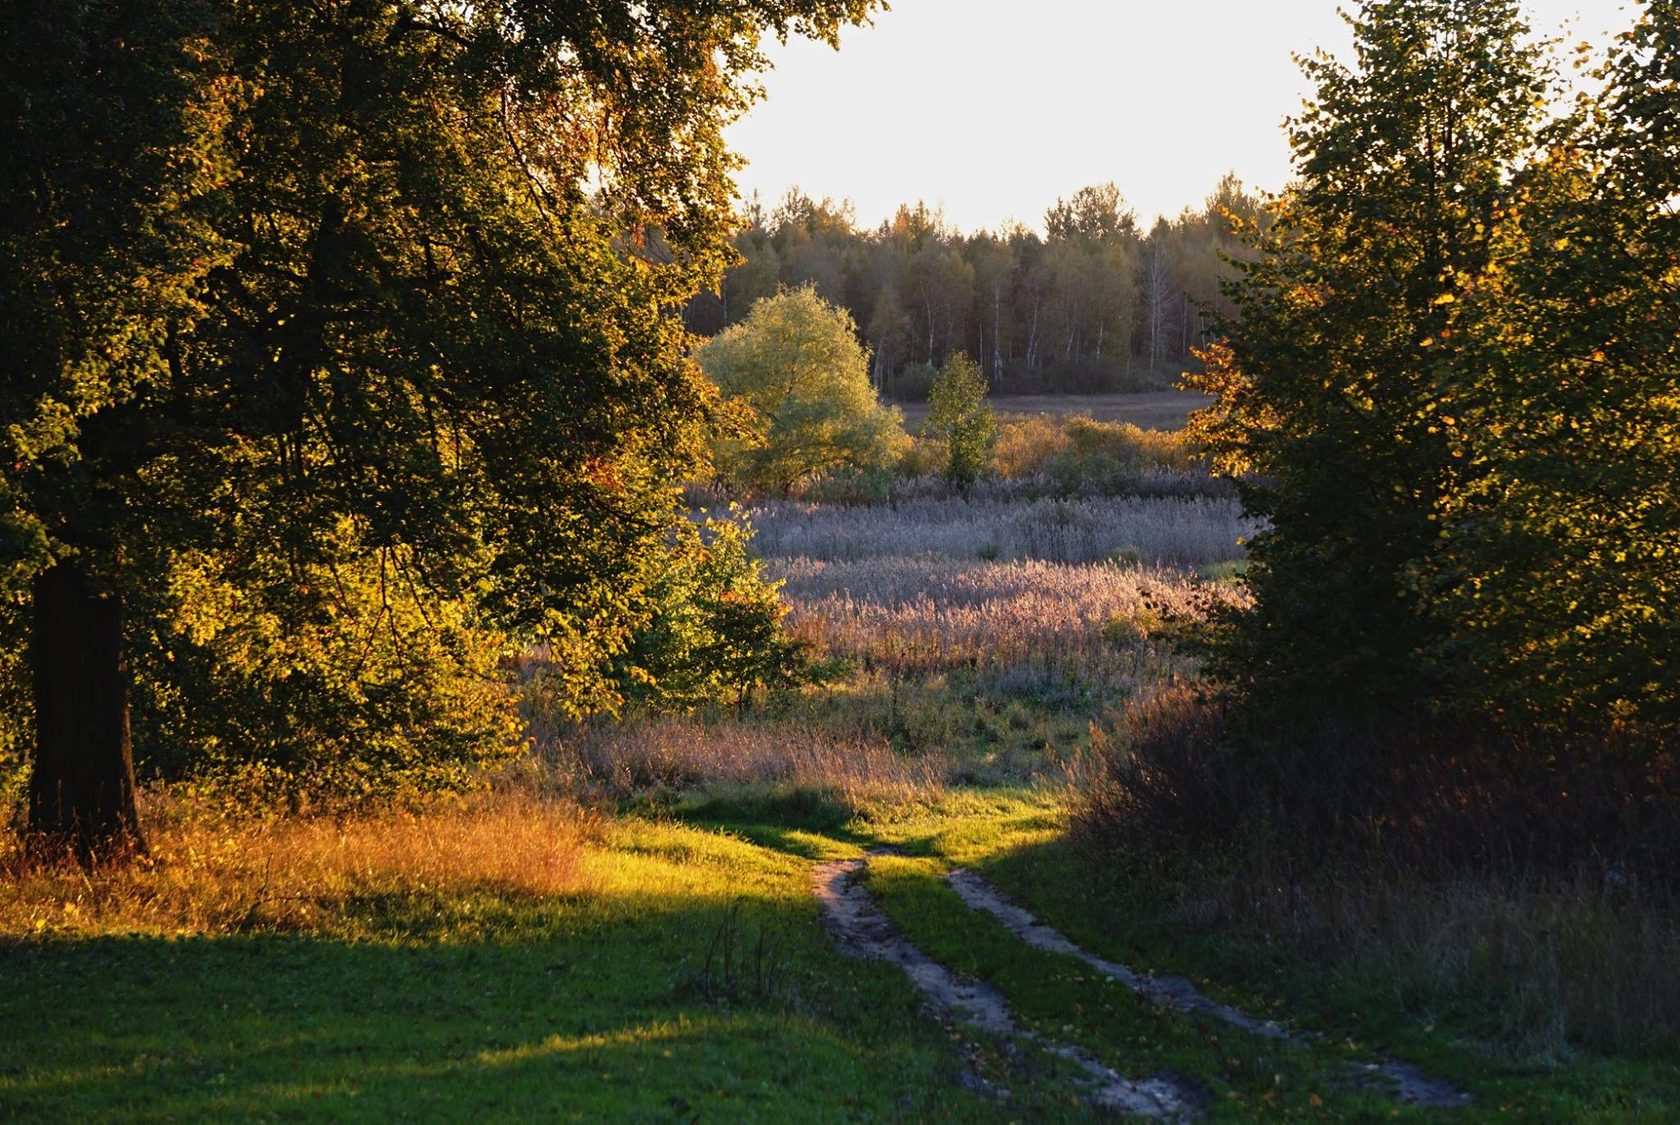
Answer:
top-left (608, 514), bottom-right (810, 713)
top-left (992, 414), bottom-right (1201, 494)
top-left (697, 287), bottom-right (908, 494)
top-left (992, 415), bottom-right (1069, 479)
top-left (1070, 692), bottom-right (1680, 1058)
top-left (130, 547), bottom-right (522, 810)
top-left (1075, 687), bottom-right (1680, 879)
top-left (896, 435), bottom-right (949, 479)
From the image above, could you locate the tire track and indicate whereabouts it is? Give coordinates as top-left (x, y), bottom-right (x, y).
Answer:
top-left (814, 854), bottom-right (1200, 1119)
top-left (945, 868), bottom-right (1471, 1110)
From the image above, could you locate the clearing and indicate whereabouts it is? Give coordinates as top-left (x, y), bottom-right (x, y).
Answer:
top-left (4, 396), bottom-right (1676, 1120)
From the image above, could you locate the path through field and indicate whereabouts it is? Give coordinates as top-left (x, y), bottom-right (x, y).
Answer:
top-left (815, 850), bottom-right (1201, 1118)
top-left (808, 838), bottom-right (1470, 1118)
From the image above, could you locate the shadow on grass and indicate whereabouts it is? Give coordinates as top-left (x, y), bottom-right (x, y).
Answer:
top-left (944, 823), bottom-right (1680, 1118)
top-left (0, 887), bottom-right (986, 1121)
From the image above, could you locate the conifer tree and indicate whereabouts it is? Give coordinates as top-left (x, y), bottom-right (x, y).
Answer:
top-left (1436, 3), bottom-right (1680, 730)
top-left (1186, 0), bottom-right (1547, 744)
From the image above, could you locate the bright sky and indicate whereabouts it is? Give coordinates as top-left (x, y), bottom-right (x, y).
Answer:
top-left (726, 0), bottom-right (1638, 234)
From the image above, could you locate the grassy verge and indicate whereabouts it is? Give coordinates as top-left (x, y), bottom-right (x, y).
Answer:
top-left (870, 791), bottom-right (1680, 1122)
top-left (7, 782), bottom-right (1680, 1120)
top-left (0, 795), bottom-right (992, 1122)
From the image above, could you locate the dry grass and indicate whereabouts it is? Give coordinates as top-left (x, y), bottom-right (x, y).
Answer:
top-left (0, 787), bottom-right (595, 938)
top-left (898, 391), bottom-right (1212, 431)
top-left (1072, 690), bottom-right (1680, 1058)
top-left (774, 558), bottom-right (1240, 695)
top-left (747, 495), bottom-right (1255, 566)
top-left (1153, 857), bottom-right (1680, 1059)
top-left (545, 715), bottom-right (947, 813)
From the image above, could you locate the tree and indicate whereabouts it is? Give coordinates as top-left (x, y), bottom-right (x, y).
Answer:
top-left (924, 353), bottom-right (996, 483)
top-left (1045, 185), bottom-right (1138, 383)
top-left (1186, 0), bottom-right (1547, 727)
top-left (1, 0), bottom-right (878, 862)
top-left (697, 286), bottom-right (907, 493)
top-left (1431, 3), bottom-right (1680, 731)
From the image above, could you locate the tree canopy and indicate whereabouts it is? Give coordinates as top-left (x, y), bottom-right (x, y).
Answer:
top-left (1, 0), bottom-right (878, 859)
top-left (924, 353), bottom-right (996, 483)
top-left (1187, 0), bottom-right (1679, 790)
top-left (686, 178), bottom-right (1263, 395)
top-left (1187, 0), bottom-right (1549, 720)
top-left (696, 286), bottom-right (907, 494)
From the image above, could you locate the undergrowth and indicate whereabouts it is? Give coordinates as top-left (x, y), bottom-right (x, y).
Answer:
top-left (1070, 688), bottom-right (1680, 1059)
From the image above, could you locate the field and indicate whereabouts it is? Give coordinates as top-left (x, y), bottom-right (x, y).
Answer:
top-left (897, 390), bottom-right (1211, 431)
top-left (4, 397), bottom-right (1678, 1120)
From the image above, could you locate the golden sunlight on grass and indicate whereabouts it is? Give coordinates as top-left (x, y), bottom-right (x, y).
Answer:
top-left (0, 789), bottom-right (597, 939)
top-left (555, 716), bottom-right (947, 813)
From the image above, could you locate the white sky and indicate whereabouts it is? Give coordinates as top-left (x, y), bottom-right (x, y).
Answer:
top-left (726, 0), bottom-right (1639, 234)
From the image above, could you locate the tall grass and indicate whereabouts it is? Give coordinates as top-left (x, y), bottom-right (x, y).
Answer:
top-left (543, 716), bottom-right (947, 815)
top-left (0, 788), bottom-right (594, 937)
top-left (1121, 842), bottom-right (1680, 1059)
top-left (746, 495), bottom-right (1255, 567)
top-left (1070, 689), bottom-right (1680, 1058)
top-left (776, 558), bottom-right (1237, 694)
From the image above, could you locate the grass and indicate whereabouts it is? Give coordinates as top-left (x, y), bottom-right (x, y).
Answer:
top-left (896, 390), bottom-right (1212, 431)
top-left (0, 789), bottom-right (594, 938)
top-left (543, 714), bottom-right (947, 816)
top-left (747, 494), bottom-right (1255, 567)
top-left (8, 410), bottom-right (1679, 1119)
top-left (861, 852), bottom-right (1404, 1121)
top-left (8, 781), bottom-right (1680, 1119)
top-left (0, 797), bottom-right (999, 1122)
top-left (877, 793), bottom-right (1680, 1122)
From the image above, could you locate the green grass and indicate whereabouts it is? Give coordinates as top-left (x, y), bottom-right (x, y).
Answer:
top-left (7, 789), bottom-right (1680, 1121)
top-left (864, 792), bottom-right (1680, 1123)
top-left (0, 817), bottom-right (989, 1122)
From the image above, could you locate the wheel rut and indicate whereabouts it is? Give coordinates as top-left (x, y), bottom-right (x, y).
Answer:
top-left (945, 867), bottom-right (1472, 1110)
top-left (813, 852), bottom-right (1201, 1119)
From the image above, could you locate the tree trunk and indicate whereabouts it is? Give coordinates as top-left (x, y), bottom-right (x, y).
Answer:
top-left (991, 287), bottom-right (1003, 384)
top-left (25, 561), bottom-right (145, 865)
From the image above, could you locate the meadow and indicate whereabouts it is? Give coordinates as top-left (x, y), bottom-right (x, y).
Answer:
top-left (897, 390), bottom-right (1211, 431)
top-left (4, 406), bottom-right (1678, 1121)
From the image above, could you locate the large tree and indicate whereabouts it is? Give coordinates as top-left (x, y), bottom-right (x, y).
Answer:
top-left (1187, 0), bottom-right (1548, 730)
top-left (1, 0), bottom-right (876, 862)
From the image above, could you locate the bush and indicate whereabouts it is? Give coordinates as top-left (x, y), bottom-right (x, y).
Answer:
top-left (1074, 688), bottom-right (1680, 879)
top-left (990, 414), bottom-right (1202, 495)
top-left (992, 415), bottom-right (1068, 479)
top-left (607, 514), bottom-right (810, 713)
top-left (131, 547), bottom-right (522, 810)
top-left (1071, 692), bottom-right (1680, 1058)
top-left (0, 598), bottom-right (27, 825)
top-left (698, 287), bottom-right (908, 494)
top-left (896, 436), bottom-right (949, 479)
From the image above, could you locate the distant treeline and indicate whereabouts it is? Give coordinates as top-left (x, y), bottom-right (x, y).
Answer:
top-left (685, 177), bottom-right (1264, 398)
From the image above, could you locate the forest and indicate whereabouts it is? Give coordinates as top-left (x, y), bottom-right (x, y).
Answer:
top-left (3, 0), bottom-right (1679, 1120)
top-left (684, 176), bottom-right (1261, 396)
